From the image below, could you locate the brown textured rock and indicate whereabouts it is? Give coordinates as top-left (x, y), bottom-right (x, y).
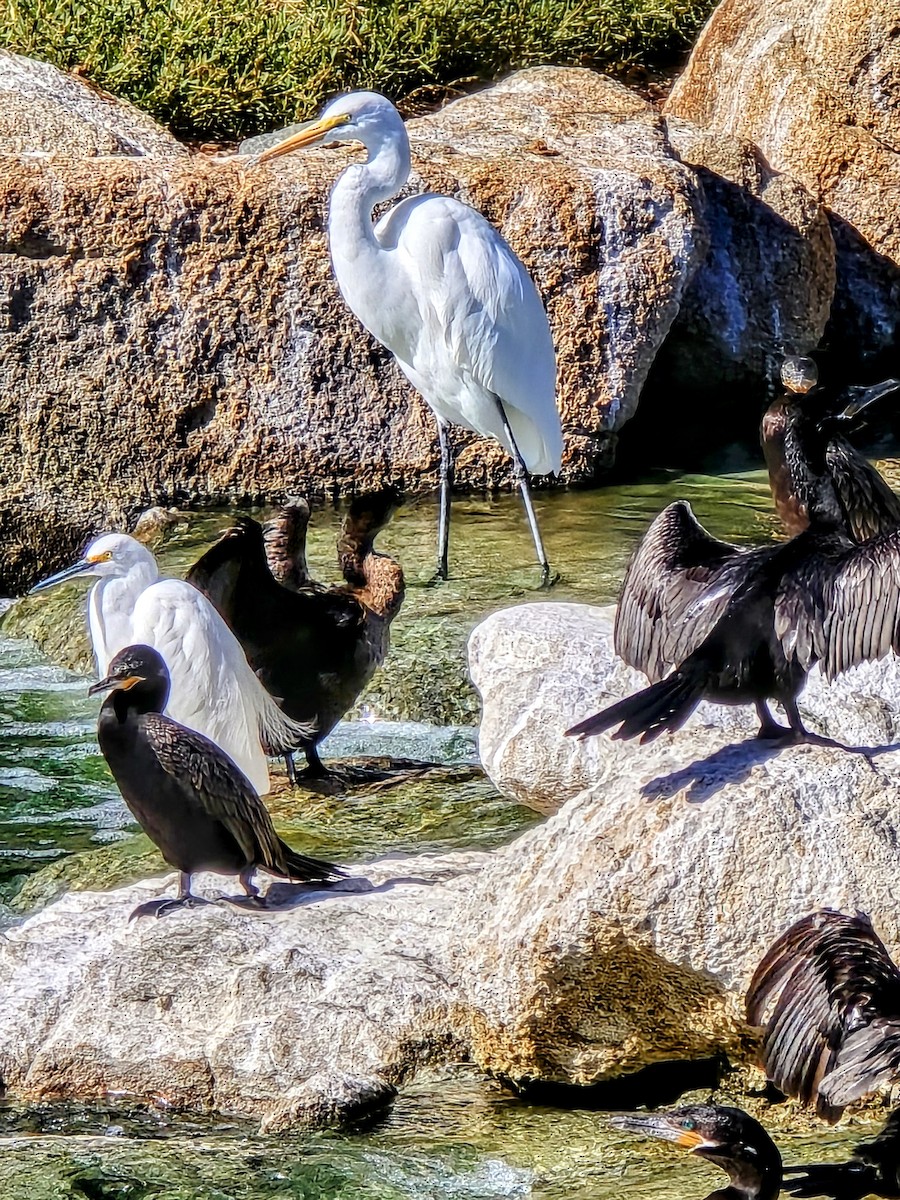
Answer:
top-left (665, 0), bottom-right (900, 364)
top-left (0, 66), bottom-right (707, 591)
top-left (0, 49), bottom-right (186, 157)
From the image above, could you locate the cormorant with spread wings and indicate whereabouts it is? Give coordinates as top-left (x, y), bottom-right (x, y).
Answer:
top-left (566, 390), bottom-right (900, 748)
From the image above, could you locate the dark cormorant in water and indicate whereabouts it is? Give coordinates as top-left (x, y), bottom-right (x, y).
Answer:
top-left (762, 356), bottom-right (900, 543)
top-left (91, 644), bottom-right (344, 917)
top-left (565, 387), bottom-right (900, 747)
top-left (611, 1104), bottom-right (783, 1199)
top-left (747, 909), bottom-right (900, 1198)
top-left (186, 491), bottom-right (404, 780)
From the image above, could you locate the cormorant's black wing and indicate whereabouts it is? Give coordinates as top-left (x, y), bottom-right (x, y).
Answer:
top-left (614, 501), bottom-right (744, 683)
top-left (747, 910), bottom-right (900, 1122)
top-left (777, 527), bottom-right (900, 678)
top-left (141, 713), bottom-right (342, 882)
top-left (185, 521), bottom-right (255, 615)
top-left (827, 437), bottom-right (900, 544)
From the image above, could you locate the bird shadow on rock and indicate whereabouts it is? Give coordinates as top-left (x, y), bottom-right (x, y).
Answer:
top-left (243, 873), bottom-right (441, 911)
top-left (640, 737), bottom-right (900, 805)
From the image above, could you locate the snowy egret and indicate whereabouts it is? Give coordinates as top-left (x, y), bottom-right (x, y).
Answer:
top-left (257, 91), bottom-right (563, 584)
top-left (30, 532), bottom-right (308, 795)
top-left (187, 491), bottom-right (404, 780)
top-left (89, 645), bottom-right (343, 919)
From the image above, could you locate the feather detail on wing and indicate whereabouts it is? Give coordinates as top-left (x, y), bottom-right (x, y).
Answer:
top-left (747, 910), bottom-right (900, 1122)
top-left (827, 437), bottom-right (900, 543)
top-left (614, 501), bottom-right (743, 683)
top-left (140, 713), bottom-right (342, 882)
top-left (776, 528), bottom-right (900, 679)
top-left (379, 194), bottom-right (561, 475)
top-left (131, 580), bottom-right (313, 795)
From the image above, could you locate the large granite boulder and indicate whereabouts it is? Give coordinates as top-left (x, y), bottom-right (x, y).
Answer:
top-left (0, 66), bottom-right (709, 592)
top-left (0, 49), bottom-right (186, 157)
top-left (6, 602), bottom-right (900, 1117)
top-left (665, 0), bottom-right (900, 367)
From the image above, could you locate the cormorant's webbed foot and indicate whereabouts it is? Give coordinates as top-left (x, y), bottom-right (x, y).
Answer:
top-left (129, 895), bottom-right (211, 921)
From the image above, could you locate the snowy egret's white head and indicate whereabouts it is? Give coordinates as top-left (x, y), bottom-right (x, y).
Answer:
top-left (29, 533), bottom-right (158, 592)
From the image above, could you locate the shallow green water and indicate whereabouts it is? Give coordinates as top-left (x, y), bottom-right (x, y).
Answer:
top-left (5, 470), bottom-right (857, 1199)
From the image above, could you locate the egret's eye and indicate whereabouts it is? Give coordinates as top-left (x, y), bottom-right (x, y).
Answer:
top-left (88, 551), bottom-right (113, 564)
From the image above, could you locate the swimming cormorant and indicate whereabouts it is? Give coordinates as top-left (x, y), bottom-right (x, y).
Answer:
top-left (90, 644), bottom-right (343, 918)
top-left (186, 491), bottom-right (404, 780)
top-left (611, 1104), bottom-right (783, 1199)
top-left (763, 357), bottom-right (900, 543)
top-left (566, 403), bottom-right (900, 747)
top-left (30, 533), bottom-right (306, 795)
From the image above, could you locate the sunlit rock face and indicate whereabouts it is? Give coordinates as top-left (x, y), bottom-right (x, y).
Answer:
top-left (0, 65), bottom-right (712, 591)
top-left (466, 601), bottom-right (900, 1079)
top-left (0, 49), bottom-right (187, 157)
top-left (665, 0), bottom-right (900, 367)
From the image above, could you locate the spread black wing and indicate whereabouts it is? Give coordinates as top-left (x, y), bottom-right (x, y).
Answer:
top-left (827, 436), bottom-right (900, 544)
top-left (614, 500), bottom-right (746, 682)
top-left (777, 527), bottom-right (900, 678)
top-left (747, 910), bottom-right (900, 1122)
top-left (141, 713), bottom-right (342, 882)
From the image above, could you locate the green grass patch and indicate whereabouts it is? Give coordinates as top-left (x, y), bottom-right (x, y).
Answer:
top-left (3, 0), bottom-right (714, 141)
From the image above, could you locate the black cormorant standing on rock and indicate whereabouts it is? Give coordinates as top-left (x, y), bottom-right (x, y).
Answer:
top-left (763, 356), bottom-right (900, 543)
top-left (566, 388), bottom-right (900, 748)
top-left (91, 644), bottom-right (344, 917)
top-left (611, 1105), bottom-right (783, 1199)
top-left (186, 490), bottom-right (405, 781)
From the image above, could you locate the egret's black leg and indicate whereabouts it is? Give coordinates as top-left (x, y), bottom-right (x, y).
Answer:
top-left (129, 872), bottom-right (210, 920)
top-left (284, 752), bottom-right (297, 785)
top-left (754, 699), bottom-right (791, 740)
top-left (492, 397), bottom-right (555, 587)
top-left (433, 417), bottom-right (453, 583)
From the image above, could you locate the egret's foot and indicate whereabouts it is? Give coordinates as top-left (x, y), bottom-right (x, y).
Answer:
top-left (129, 895), bottom-right (211, 921)
top-left (539, 567), bottom-right (560, 589)
top-left (424, 569), bottom-right (448, 588)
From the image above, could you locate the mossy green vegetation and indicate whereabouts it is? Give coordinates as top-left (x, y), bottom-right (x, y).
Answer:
top-left (3, 0), bottom-right (715, 140)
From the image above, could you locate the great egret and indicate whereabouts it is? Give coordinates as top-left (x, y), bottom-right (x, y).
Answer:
top-left (257, 91), bottom-right (563, 584)
top-left (30, 533), bottom-right (309, 795)
top-left (186, 491), bottom-right (404, 780)
top-left (90, 645), bottom-right (343, 918)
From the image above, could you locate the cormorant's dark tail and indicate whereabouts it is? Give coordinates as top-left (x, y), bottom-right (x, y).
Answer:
top-left (278, 841), bottom-right (346, 884)
top-left (565, 668), bottom-right (705, 744)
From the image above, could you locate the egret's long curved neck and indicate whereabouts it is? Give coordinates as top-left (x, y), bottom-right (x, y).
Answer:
top-left (328, 131), bottom-right (410, 270)
top-left (90, 559), bottom-right (159, 674)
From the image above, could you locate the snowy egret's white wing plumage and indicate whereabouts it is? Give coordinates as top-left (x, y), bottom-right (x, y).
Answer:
top-left (30, 533), bottom-right (309, 795)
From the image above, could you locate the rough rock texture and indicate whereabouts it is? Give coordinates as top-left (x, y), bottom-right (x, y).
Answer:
top-left (661, 121), bottom-right (835, 390)
top-left (665, 0), bottom-right (900, 366)
top-left (7, 603), bottom-right (900, 1112)
top-left (470, 602), bottom-right (900, 811)
top-left (0, 66), bottom-right (710, 592)
top-left (0, 853), bottom-right (483, 1126)
top-left (0, 50), bottom-right (186, 157)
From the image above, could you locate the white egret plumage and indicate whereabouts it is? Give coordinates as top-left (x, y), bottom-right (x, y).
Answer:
top-left (258, 90), bottom-right (563, 584)
top-left (30, 533), bottom-right (308, 795)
